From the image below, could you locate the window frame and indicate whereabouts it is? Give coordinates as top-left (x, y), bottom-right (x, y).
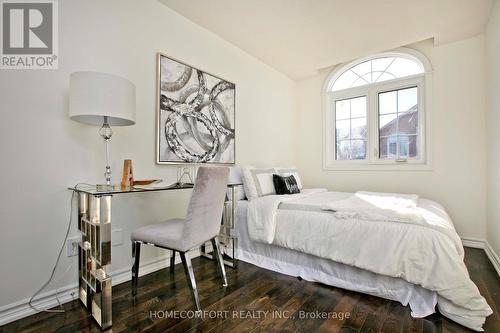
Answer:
top-left (333, 95), bottom-right (368, 161)
top-left (323, 48), bottom-right (432, 171)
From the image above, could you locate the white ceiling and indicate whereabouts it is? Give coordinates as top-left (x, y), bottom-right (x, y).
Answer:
top-left (159, 0), bottom-right (494, 80)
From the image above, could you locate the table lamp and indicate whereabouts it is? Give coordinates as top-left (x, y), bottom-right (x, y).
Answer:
top-left (69, 71), bottom-right (136, 187)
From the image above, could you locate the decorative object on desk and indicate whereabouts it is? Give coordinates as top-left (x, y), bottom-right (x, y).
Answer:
top-left (120, 159), bottom-right (161, 188)
top-left (121, 159), bottom-right (134, 188)
top-left (156, 53), bottom-right (235, 165)
top-left (177, 166), bottom-right (194, 185)
top-left (133, 179), bottom-right (162, 186)
top-left (69, 71), bottom-right (136, 188)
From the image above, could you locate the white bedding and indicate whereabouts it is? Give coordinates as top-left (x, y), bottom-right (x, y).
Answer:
top-left (245, 190), bottom-right (493, 331)
top-left (236, 200), bottom-right (439, 318)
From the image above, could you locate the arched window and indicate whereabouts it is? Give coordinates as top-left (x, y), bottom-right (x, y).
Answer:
top-left (323, 48), bottom-right (431, 170)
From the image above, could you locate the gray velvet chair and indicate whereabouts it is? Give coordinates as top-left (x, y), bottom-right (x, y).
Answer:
top-left (130, 166), bottom-right (230, 310)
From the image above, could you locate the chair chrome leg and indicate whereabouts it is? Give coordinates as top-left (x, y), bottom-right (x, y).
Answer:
top-left (170, 250), bottom-right (176, 274)
top-left (131, 241), bottom-right (141, 296)
top-left (211, 237), bottom-right (228, 287)
top-left (180, 252), bottom-right (201, 311)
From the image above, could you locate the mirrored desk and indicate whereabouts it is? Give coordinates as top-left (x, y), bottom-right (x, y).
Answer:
top-left (68, 182), bottom-right (242, 330)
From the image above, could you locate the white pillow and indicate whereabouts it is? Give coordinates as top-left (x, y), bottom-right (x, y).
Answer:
top-left (242, 167), bottom-right (277, 200)
top-left (227, 166), bottom-right (246, 201)
top-left (276, 167), bottom-right (303, 190)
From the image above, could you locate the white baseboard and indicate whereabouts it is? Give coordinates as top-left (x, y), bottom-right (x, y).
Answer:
top-left (0, 283), bottom-right (79, 328)
top-left (485, 242), bottom-right (500, 278)
top-left (461, 237), bottom-right (486, 249)
top-left (461, 237), bottom-right (500, 278)
top-left (0, 246), bottom-right (211, 327)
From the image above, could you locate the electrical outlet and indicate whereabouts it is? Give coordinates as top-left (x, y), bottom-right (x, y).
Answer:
top-left (66, 237), bottom-right (81, 257)
top-left (112, 229), bottom-right (123, 246)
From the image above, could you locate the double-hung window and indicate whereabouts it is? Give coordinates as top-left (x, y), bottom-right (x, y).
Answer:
top-left (324, 49), bottom-right (431, 170)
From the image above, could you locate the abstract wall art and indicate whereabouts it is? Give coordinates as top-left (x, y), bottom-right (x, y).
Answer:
top-left (156, 53), bottom-right (235, 164)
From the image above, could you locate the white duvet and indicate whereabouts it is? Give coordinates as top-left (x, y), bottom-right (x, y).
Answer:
top-left (246, 190), bottom-right (493, 331)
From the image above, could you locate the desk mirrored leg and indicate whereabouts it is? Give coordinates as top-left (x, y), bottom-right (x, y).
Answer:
top-left (180, 252), bottom-right (201, 311)
top-left (77, 193), bottom-right (113, 330)
top-left (131, 241), bottom-right (141, 295)
top-left (211, 237), bottom-right (228, 286)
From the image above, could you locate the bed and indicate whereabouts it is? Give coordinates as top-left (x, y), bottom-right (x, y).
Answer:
top-left (227, 167), bottom-right (493, 331)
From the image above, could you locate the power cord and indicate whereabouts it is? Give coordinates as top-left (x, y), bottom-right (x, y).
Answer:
top-left (28, 184), bottom-right (84, 313)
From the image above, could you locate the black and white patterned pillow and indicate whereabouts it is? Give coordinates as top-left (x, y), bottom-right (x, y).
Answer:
top-left (273, 174), bottom-right (300, 195)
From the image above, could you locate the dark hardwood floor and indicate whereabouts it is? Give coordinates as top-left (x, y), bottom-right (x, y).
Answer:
top-left (1, 247), bottom-right (498, 333)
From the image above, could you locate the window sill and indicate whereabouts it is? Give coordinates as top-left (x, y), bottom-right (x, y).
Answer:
top-left (323, 162), bottom-right (433, 171)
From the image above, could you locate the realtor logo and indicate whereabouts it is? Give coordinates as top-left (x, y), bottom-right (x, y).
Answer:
top-left (1, 0), bottom-right (58, 69)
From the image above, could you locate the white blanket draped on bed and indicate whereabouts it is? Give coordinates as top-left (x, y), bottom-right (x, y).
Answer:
top-left (246, 190), bottom-right (493, 331)
top-left (323, 191), bottom-right (425, 224)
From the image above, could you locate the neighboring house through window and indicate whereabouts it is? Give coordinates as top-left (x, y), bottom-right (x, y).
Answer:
top-left (323, 48), bottom-right (432, 170)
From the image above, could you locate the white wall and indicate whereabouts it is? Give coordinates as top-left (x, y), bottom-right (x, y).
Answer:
top-left (0, 0), bottom-right (297, 310)
top-left (296, 37), bottom-right (487, 240)
top-left (486, 0), bottom-right (500, 258)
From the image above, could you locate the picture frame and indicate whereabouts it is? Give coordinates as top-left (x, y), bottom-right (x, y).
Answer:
top-left (156, 53), bottom-right (236, 165)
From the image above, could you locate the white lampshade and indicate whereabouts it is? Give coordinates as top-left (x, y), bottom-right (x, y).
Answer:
top-left (69, 71), bottom-right (136, 126)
